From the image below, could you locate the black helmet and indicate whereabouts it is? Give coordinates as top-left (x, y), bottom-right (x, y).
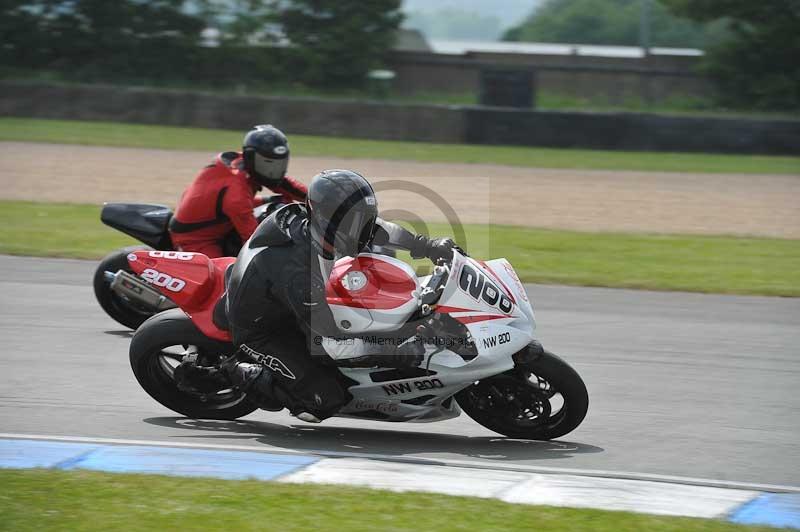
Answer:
top-left (306, 170), bottom-right (378, 260)
top-left (242, 124), bottom-right (290, 186)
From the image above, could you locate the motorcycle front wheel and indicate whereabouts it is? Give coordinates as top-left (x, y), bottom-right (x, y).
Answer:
top-left (456, 350), bottom-right (588, 440)
top-left (129, 309), bottom-right (258, 420)
top-left (93, 245), bottom-right (155, 329)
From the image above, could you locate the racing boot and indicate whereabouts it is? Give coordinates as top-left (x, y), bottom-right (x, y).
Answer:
top-left (262, 382), bottom-right (322, 423)
top-left (295, 412), bottom-right (322, 423)
top-left (174, 358), bottom-right (229, 395)
top-left (223, 361), bottom-right (284, 412)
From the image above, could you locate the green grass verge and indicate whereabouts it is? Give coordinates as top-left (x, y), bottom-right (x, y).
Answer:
top-left (0, 469), bottom-right (777, 532)
top-left (2, 118), bottom-right (799, 175)
top-left (0, 202), bottom-right (132, 259)
top-left (470, 224), bottom-right (800, 297)
top-left (2, 201), bottom-right (798, 297)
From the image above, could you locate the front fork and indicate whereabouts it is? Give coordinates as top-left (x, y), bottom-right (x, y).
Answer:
top-left (105, 269), bottom-right (177, 311)
top-left (512, 340), bottom-right (545, 372)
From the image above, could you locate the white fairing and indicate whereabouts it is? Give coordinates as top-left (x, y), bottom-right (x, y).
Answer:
top-left (331, 250), bottom-right (539, 423)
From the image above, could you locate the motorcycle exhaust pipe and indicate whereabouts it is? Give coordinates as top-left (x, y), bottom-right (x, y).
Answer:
top-left (106, 270), bottom-right (177, 311)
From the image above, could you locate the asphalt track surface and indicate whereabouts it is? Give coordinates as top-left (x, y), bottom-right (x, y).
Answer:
top-left (1, 254), bottom-right (798, 487)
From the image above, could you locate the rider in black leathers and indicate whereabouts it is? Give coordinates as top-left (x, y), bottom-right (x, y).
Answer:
top-left (220, 169), bottom-right (455, 422)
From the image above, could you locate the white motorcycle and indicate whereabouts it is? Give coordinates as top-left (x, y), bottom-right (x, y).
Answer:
top-left (128, 246), bottom-right (588, 440)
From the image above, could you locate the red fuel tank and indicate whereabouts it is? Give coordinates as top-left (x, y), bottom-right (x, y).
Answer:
top-left (325, 253), bottom-right (421, 333)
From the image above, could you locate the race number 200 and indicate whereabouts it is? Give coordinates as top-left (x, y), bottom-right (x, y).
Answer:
top-left (141, 268), bottom-right (186, 292)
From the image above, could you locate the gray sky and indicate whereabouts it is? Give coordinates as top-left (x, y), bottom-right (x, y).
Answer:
top-left (402, 0), bottom-right (540, 30)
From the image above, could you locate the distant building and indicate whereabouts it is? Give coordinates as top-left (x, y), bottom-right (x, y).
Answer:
top-left (388, 38), bottom-right (709, 105)
top-left (426, 39), bottom-right (702, 59)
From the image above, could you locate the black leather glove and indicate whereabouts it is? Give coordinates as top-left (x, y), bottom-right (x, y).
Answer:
top-left (426, 237), bottom-right (455, 263)
top-left (409, 236), bottom-right (456, 262)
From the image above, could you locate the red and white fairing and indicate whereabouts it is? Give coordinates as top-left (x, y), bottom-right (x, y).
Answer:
top-left (326, 253), bottom-right (421, 333)
top-left (432, 253), bottom-right (536, 366)
top-left (325, 250), bottom-right (536, 362)
top-left (327, 250), bottom-right (538, 422)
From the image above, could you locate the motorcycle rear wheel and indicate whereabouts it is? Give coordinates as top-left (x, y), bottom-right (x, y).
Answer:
top-left (93, 245), bottom-right (155, 330)
top-left (129, 309), bottom-right (258, 420)
top-left (456, 350), bottom-right (588, 440)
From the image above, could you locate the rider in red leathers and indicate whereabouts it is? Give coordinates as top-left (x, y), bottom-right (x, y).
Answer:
top-left (169, 125), bottom-right (307, 258)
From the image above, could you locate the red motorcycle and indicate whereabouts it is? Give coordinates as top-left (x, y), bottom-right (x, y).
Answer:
top-left (125, 249), bottom-right (253, 418)
top-left (94, 199), bottom-right (282, 330)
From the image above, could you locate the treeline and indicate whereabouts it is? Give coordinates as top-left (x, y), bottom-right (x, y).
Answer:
top-left (504, 0), bottom-right (800, 111)
top-left (504, 0), bottom-right (724, 48)
top-left (0, 0), bottom-right (403, 89)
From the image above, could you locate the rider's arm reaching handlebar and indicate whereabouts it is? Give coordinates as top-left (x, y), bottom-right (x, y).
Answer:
top-left (373, 219), bottom-right (457, 263)
top-left (311, 219), bottom-right (457, 369)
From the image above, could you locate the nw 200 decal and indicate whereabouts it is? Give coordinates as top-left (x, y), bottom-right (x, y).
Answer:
top-left (482, 332), bottom-right (511, 349)
top-left (383, 378), bottom-right (444, 396)
top-left (459, 264), bottom-right (513, 314)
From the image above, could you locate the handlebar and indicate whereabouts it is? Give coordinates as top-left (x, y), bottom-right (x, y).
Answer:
top-left (262, 194), bottom-right (284, 205)
top-left (418, 246), bottom-right (463, 308)
top-left (419, 263), bottom-right (449, 306)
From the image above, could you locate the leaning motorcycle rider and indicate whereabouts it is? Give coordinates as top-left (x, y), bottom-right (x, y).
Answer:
top-left (169, 124), bottom-right (308, 258)
top-left (216, 169), bottom-right (457, 422)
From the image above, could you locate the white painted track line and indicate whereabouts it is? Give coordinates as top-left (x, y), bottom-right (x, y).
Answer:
top-left (278, 458), bottom-right (758, 518)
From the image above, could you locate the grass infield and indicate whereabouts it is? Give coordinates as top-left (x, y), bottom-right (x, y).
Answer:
top-left (1, 200), bottom-right (798, 297)
top-left (1, 117), bottom-right (799, 175)
top-left (0, 469), bottom-right (778, 532)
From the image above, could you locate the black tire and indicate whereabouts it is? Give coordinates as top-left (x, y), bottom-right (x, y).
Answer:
top-left (129, 308), bottom-right (258, 420)
top-left (93, 245), bottom-right (155, 330)
top-left (456, 350), bottom-right (588, 440)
